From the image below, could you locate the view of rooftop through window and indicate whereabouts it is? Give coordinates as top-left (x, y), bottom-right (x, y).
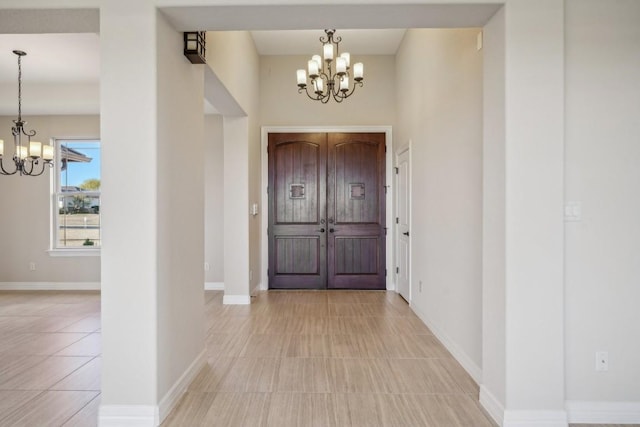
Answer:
top-left (55, 140), bottom-right (101, 248)
top-left (61, 141), bottom-right (101, 188)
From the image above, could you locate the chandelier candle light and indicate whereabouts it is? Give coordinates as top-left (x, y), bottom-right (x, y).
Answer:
top-left (0, 50), bottom-right (54, 176)
top-left (296, 29), bottom-right (364, 103)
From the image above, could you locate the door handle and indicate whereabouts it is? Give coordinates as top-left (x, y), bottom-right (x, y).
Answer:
top-left (403, 231), bottom-right (410, 236)
top-left (316, 228), bottom-right (325, 233)
top-left (329, 228), bottom-right (335, 233)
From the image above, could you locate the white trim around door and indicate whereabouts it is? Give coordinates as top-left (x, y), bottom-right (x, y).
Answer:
top-left (260, 126), bottom-right (394, 291)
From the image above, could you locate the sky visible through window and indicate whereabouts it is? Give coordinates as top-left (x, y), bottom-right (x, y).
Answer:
top-left (61, 141), bottom-right (101, 188)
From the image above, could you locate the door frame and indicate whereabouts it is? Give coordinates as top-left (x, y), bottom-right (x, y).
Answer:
top-left (261, 126), bottom-right (394, 291)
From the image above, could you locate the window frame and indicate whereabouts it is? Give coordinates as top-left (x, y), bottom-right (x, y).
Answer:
top-left (49, 137), bottom-right (101, 257)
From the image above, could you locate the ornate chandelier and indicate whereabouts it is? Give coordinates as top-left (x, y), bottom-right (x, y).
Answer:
top-left (0, 50), bottom-right (54, 176)
top-left (296, 29), bottom-right (364, 103)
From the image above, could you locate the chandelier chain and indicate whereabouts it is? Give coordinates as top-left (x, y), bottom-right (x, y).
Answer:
top-left (17, 54), bottom-right (22, 121)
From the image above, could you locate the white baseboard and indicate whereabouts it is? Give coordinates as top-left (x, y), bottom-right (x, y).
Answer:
top-left (503, 410), bottom-right (568, 427)
top-left (0, 281), bottom-right (100, 291)
top-left (98, 351), bottom-right (206, 427)
top-left (480, 385), bottom-right (505, 426)
top-left (410, 302), bottom-right (483, 383)
top-left (158, 350), bottom-right (206, 423)
top-left (478, 387), bottom-right (640, 427)
top-left (204, 282), bottom-right (224, 290)
top-left (223, 294), bottom-right (251, 305)
top-left (98, 405), bottom-right (158, 427)
top-left (566, 400), bottom-right (640, 424)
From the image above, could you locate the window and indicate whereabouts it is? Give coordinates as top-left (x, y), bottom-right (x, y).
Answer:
top-left (52, 139), bottom-right (101, 251)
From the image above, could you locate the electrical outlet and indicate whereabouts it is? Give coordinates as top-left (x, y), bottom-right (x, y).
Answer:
top-left (29, 262), bottom-right (36, 271)
top-left (565, 201), bottom-right (582, 222)
top-left (595, 351), bottom-right (609, 371)
top-left (204, 262), bottom-right (210, 271)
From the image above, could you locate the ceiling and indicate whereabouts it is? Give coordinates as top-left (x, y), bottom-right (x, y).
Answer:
top-left (0, 29), bottom-right (401, 116)
top-left (0, 2), bottom-right (499, 114)
top-left (0, 29), bottom-right (402, 86)
top-left (251, 29), bottom-right (406, 56)
top-left (0, 33), bottom-right (100, 84)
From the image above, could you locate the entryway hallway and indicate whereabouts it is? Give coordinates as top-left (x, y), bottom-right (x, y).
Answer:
top-left (162, 290), bottom-right (494, 426)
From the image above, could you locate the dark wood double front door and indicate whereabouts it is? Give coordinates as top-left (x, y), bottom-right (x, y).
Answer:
top-left (268, 132), bottom-right (386, 290)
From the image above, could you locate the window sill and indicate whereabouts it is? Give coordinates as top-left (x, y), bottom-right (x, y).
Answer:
top-left (47, 249), bottom-right (101, 257)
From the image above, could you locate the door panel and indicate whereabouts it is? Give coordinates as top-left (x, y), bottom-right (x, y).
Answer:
top-left (273, 139), bottom-right (321, 224)
top-left (269, 133), bottom-right (327, 289)
top-left (327, 133), bottom-right (386, 289)
top-left (275, 236), bottom-right (320, 274)
top-left (269, 132), bottom-right (386, 290)
top-left (396, 148), bottom-right (411, 301)
top-left (334, 237), bottom-right (380, 274)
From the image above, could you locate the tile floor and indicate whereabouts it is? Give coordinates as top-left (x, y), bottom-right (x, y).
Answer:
top-left (0, 291), bottom-right (101, 426)
top-left (0, 290), bottom-right (635, 427)
top-left (162, 290), bottom-right (495, 426)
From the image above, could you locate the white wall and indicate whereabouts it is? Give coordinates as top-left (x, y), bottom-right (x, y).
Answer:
top-left (503, 0), bottom-right (565, 415)
top-left (481, 5), bottom-right (507, 411)
top-left (260, 55), bottom-right (396, 126)
top-left (155, 9), bottom-right (205, 406)
top-left (100, 4), bottom-right (206, 423)
top-left (0, 83), bottom-right (99, 116)
top-left (204, 114), bottom-right (224, 284)
top-left (100, 0), bottom-right (159, 409)
top-left (0, 114), bottom-right (100, 285)
top-left (247, 60), bottom-right (262, 294)
top-left (206, 31), bottom-right (261, 298)
top-left (395, 28), bottom-right (483, 379)
top-left (482, 2), bottom-right (567, 425)
top-left (223, 115), bottom-right (250, 301)
top-left (565, 0), bottom-right (640, 406)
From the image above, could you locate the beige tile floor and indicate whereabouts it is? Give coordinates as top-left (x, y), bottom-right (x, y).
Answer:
top-left (163, 290), bottom-right (495, 427)
top-left (0, 290), bottom-right (635, 427)
top-left (0, 291), bottom-right (101, 427)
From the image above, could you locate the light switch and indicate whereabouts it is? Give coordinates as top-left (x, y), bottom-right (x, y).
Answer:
top-left (251, 203), bottom-right (259, 216)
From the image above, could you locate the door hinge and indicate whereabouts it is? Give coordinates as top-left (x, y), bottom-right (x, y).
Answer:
top-left (396, 217), bottom-right (399, 224)
top-left (385, 269), bottom-right (387, 277)
top-left (395, 167), bottom-right (399, 174)
top-left (384, 145), bottom-right (387, 153)
top-left (266, 186), bottom-right (269, 194)
top-left (396, 267), bottom-right (399, 274)
top-left (384, 227), bottom-right (388, 236)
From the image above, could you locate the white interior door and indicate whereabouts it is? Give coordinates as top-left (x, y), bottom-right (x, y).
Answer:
top-left (396, 147), bottom-right (411, 302)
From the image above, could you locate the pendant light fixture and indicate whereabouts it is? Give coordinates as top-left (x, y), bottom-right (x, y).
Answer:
top-left (0, 50), bottom-right (54, 176)
top-left (296, 30), bottom-right (364, 103)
